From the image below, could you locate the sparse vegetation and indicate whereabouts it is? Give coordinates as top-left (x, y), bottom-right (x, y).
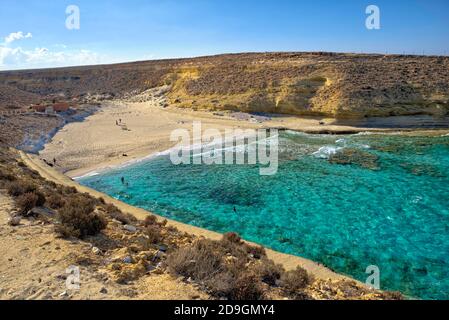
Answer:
top-left (6, 180), bottom-right (37, 197)
top-left (56, 194), bottom-right (107, 238)
top-left (281, 266), bottom-right (315, 299)
top-left (0, 167), bottom-right (15, 182)
top-left (254, 259), bottom-right (284, 286)
top-left (16, 192), bottom-right (40, 215)
top-left (145, 225), bottom-right (163, 244)
top-left (104, 203), bottom-right (137, 225)
top-left (45, 193), bottom-right (66, 209)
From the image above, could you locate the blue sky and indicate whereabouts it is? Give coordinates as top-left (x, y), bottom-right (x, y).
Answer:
top-left (1, 0), bottom-right (448, 70)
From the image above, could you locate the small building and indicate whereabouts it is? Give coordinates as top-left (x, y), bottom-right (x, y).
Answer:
top-left (32, 102), bottom-right (70, 114)
top-left (52, 102), bottom-right (70, 112)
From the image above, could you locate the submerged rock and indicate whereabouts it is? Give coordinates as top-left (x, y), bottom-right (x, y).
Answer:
top-left (329, 148), bottom-right (379, 170)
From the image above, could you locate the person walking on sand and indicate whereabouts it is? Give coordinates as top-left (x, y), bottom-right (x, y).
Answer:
top-left (53, 158), bottom-right (57, 165)
top-left (116, 120), bottom-right (118, 126)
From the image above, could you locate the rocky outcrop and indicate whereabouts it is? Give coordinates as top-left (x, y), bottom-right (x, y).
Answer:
top-left (1, 52), bottom-right (448, 118)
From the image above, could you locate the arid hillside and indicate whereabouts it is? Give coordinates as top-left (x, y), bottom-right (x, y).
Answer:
top-left (1, 52), bottom-right (448, 118)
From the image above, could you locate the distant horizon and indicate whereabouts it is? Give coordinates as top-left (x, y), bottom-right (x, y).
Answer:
top-left (1, 0), bottom-right (448, 71)
top-left (1, 49), bottom-right (448, 73)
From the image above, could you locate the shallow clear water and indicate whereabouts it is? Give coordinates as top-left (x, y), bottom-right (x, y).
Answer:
top-left (79, 131), bottom-right (449, 299)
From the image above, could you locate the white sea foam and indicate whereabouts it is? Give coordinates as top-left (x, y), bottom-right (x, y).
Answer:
top-left (75, 130), bottom-right (277, 179)
top-left (312, 146), bottom-right (342, 159)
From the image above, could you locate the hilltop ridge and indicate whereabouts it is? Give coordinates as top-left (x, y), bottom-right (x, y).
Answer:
top-left (1, 52), bottom-right (448, 119)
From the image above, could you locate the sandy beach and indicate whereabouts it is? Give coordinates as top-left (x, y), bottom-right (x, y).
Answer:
top-left (39, 99), bottom-right (413, 179)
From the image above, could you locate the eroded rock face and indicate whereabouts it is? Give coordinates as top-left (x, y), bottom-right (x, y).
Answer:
top-left (329, 148), bottom-right (379, 170)
top-left (1, 52), bottom-right (448, 119)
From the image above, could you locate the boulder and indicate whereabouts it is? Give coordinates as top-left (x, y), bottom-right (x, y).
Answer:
top-left (7, 216), bottom-right (21, 226)
top-left (123, 225), bottom-right (137, 233)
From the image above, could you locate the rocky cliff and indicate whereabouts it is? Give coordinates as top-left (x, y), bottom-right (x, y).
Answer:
top-left (1, 52), bottom-right (448, 118)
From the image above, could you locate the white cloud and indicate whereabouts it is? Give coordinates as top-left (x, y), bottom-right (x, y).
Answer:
top-left (4, 31), bottom-right (32, 44)
top-left (0, 31), bottom-right (115, 70)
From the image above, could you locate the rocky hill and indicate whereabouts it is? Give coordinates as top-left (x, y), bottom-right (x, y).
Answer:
top-left (1, 52), bottom-right (448, 118)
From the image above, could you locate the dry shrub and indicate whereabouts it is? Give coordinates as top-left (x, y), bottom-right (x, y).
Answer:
top-left (227, 273), bottom-right (266, 300)
top-left (21, 167), bottom-right (41, 179)
top-left (143, 214), bottom-right (158, 226)
top-left (145, 225), bottom-right (163, 244)
top-left (245, 244), bottom-right (266, 259)
top-left (222, 232), bottom-right (242, 244)
top-left (381, 291), bottom-right (403, 300)
top-left (7, 180), bottom-right (36, 197)
top-left (46, 193), bottom-right (66, 209)
top-left (166, 240), bottom-right (223, 282)
top-left (56, 195), bottom-right (107, 238)
top-left (254, 258), bottom-right (284, 286)
top-left (166, 238), bottom-right (266, 300)
top-left (104, 203), bottom-right (136, 225)
top-left (0, 167), bottom-right (16, 182)
top-left (57, 185), bottom-right (78, 195)
top-left (16, 192), bottom-right (39, 214)
top-left (45, 180), bottom-right (57, 189)
top-left (281, 266), bottom-right (314, 298)
top-left (220, 233), bottom-right (267, 262)
top-left (17, 161), bottom-right (26, 168)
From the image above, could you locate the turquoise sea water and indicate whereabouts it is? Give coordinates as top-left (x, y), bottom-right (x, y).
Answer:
top-left (79, 131), bottom-right (449, 299)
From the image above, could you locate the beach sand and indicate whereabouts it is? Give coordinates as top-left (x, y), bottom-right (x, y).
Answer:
top-left (39, 100), bottom-right (390, 178)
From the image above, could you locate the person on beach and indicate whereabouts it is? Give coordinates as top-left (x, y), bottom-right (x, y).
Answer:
top-left (53, 158), bottom-right (57, 165)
